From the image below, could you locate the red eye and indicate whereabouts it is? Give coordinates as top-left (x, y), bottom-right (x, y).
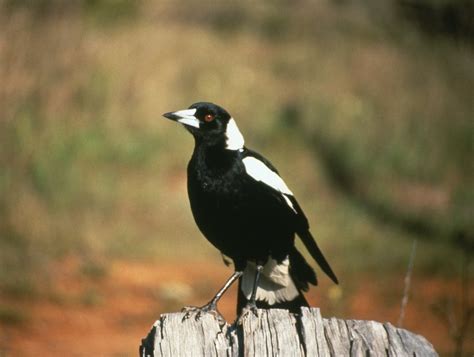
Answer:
top-left (204, 114), bottom-right (214, 122)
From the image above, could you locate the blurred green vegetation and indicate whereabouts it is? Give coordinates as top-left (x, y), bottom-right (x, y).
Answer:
top-left (0, 0), bottom-right (472, 306)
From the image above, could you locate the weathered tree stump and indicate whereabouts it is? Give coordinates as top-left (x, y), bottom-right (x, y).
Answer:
top-left (140, 308), bottom-right (437, 356)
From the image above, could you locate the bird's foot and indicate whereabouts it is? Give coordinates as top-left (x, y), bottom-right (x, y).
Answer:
top-left (236, 301), bottom-right (259, 325)
top-left (181, 302), bottom-right (226, 326)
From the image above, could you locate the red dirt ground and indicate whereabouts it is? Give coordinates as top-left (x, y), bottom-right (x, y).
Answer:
top-left (0, 259), bottom-right (471, 356)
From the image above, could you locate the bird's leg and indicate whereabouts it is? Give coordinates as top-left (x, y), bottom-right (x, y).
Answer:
top-left (238, 264), bottom-right (263, 322)
top-left (249, 264), bottom-right (263, 309)
top-left (182, 270), bottom-right (242, 324)
top-left (207, 270), bottom-right (243, 309)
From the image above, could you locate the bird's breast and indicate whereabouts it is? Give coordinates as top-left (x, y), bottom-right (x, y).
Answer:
top-left (189, 167), bottom-right (246, 210)
top-left (188, 154), bottom-right (245, 198)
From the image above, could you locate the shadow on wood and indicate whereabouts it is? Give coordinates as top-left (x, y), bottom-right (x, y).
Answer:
top-left (140, 307), bottom-right (437, 356)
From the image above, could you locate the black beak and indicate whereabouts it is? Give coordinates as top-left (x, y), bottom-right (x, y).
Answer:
top-left (163, 112), bottom-right (179, 120)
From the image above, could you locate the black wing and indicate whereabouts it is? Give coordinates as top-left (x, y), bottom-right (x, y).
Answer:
top-left (242, 148), bottom-right (338, 284)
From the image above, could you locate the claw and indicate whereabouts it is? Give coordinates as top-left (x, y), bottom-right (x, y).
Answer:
top-left (236, 302), bottom-right (259, 325)
top-left (248, 302), bottom-right (258, 316)
top-left (180, 303), bottom-right (226, 326)
top-left (195, 310), bottom-right (203, 321)
top-left (181, 306), bottom-right (200, 322)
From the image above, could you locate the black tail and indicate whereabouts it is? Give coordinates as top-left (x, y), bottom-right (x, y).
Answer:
top-left (298, 230), bottom-right (339, 284)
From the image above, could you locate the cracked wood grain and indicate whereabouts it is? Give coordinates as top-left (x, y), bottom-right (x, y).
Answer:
top-left (140, 307), bottom-right (438, 357)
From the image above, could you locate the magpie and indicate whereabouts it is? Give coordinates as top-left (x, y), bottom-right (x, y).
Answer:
top-left (163, 102), bottom-right (338, 319)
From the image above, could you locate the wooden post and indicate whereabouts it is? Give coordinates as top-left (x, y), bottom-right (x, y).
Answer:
top-left (140, 308), bottom-right (438, 356)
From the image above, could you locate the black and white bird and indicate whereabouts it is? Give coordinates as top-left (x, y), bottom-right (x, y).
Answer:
top-left (163, 102), bottom-right (338, 318)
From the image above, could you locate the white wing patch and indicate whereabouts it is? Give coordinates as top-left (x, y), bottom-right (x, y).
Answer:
top-left (243, 157), bottom-right (293, 195)
top-left (241, 257), bottom-right (299, 304)
top-left (242, 156), bottom-right (296, 212)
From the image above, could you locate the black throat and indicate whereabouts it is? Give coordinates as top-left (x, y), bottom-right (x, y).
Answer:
top-left (192, 140), bottom-right (240, 173)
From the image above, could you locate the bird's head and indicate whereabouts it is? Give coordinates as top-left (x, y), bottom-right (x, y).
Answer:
top-left (163, 102), bottom-right (244, 150)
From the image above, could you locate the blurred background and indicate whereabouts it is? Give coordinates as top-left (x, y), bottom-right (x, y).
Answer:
top-left (0, 0), bottom-right (472, 355)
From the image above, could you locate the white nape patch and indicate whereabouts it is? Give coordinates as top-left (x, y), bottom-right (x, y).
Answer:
top-left (242, 156), bottom-right (296, 212)
top-left (174, 108), bottom-right (200, 128)
top-left (241, 257), bottom-right (299, 305)
top-left (225, 118), bottom-right (245, 150)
